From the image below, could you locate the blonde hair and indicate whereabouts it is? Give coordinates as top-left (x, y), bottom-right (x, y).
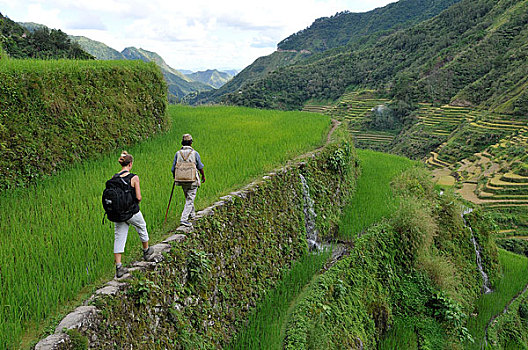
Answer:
top-left (118, 151), bottom-right (133, 166)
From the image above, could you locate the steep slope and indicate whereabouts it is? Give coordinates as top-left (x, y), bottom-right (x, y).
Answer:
top-left (190, 0), bottom-right (461, 105)
top-left (225, 0), bottom-right (528, 115)
top-left (278, 0), bottom-right (461, 52)
top-left (70, 35), bottom-right (125, 60)
top-left (185, 69), bottom-right (233, 88)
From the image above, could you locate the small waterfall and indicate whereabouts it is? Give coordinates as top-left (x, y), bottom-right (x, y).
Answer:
top-left (299, 174), bottom-right (321, 251)
top-left (462, 208), bottom-right (492, 294)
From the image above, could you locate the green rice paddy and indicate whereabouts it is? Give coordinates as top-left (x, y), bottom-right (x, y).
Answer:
top-left (227, 250), bottom-right (331, 350)
top-left (338, 149), bottom-right (417, 239)
top-left (466, 249), bottom-right (528, 349)
top-left (0, 105), bottom-right (330, 349)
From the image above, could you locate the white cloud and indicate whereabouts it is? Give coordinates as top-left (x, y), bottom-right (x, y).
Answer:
top-left (4, 0), bottom-right (396, 71)
top-left (66, 12), bottom-right (106, 30)
top-left (25, 4), bottom-right (62, 28)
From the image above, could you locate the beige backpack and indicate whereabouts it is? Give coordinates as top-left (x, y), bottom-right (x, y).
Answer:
top-left (174, 149), bottom-right (197, 183)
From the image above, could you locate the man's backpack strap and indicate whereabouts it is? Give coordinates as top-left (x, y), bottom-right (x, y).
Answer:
top-left (179, 149), bottom-right (193, 162)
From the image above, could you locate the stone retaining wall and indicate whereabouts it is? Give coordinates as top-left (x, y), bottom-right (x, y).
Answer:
top-left (35, 129), bottom-right (357, 349)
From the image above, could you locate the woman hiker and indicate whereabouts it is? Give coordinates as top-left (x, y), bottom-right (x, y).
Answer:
top-left (112, 151), bottom-right (154, 278)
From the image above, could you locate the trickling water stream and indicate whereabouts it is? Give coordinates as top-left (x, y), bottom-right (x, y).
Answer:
top-left (299, 174), bottom-right (321, 251)
top-left (462, 208), bottom-right (492, 295)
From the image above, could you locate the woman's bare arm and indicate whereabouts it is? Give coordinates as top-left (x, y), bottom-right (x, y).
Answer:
top-left (131, 175), bottom-right (142, 202)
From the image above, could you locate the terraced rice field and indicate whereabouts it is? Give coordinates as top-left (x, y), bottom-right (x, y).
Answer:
top-left (417, 106), bottom-right (528, 231)
top-left (301, 105), bottom-right (329, 114)
top-left (303, 90), bottom-right (395, 150)
top-left (476, 173), bottom-right (528, 206)
top-left (416, 103), bottom-right (473, 137)
top-left (426, 150), bottom-right (451, 168)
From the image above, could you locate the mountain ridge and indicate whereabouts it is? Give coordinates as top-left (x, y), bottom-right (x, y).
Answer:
top-left (189, 0), bottom-right (462, 105)
top-left (68, 36), bottom-right (215, 102)
top-left (224, 0), bottom-right (528, 116)
top-left (185, 69), bottom-right (234, 89)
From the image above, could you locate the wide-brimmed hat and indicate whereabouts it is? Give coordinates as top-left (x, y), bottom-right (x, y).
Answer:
top-left (182, 134), bottom-right (193, 142)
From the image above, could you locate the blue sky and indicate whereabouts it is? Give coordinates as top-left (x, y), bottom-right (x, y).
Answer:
top-left (0, 0), bottom-right (396, 72)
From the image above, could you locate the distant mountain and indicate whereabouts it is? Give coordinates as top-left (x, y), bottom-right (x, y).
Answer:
top-left (185, 69), bottom-right (233, 89)
top-left (69, 36), bottom-right (125, 60)
top-left (120, 47), bottom-right (213, 102)
top-left (186, 50), bottom-right (310, 105)
top-left (189, 0), bottom-right (461, 105)
top-left (178, 69), bottom-right (194, 75)
top-left (17, 22), bottom-right (47, 32)
top-left (221, 69), bottom-right (238, 77)
top-left (121, 47), bottom-right (191, 82)
top-left (68, 36), bottom-right (213, 102)
top-left (1, 14), bottom-right (92, 59)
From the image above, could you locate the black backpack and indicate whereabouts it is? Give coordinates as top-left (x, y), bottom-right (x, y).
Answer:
top-left (102, 171), bottom-right (136, 223)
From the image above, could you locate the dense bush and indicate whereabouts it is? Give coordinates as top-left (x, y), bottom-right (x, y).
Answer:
top-left (497, 238), bottom-right (528, 258)
top-left (283, 167), bottom-right (498, 348)
top-left (0, 59), bottom-right (168, 190)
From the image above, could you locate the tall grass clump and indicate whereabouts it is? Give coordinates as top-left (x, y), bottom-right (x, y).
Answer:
top-left (338, 149), bottom-right (417, 239)
top-left (0, 44), bottom-right (7, 60)
top-left (0, 105), bottom-right (330, 349)
top-left (228, 250), bottom-right (331, 350)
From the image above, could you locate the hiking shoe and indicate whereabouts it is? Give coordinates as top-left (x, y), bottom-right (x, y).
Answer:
top-left (180, 220), bottom-right (193, 227)
top-left (143, 247), bottom-right (155, 261)
top-left (115, 265), bottom-right (128, 278)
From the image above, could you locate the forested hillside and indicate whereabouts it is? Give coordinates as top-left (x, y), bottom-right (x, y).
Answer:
top-left (225, 0), bottom-right (528, 115)
top-left (69, 35), bottom-right (125, 60)
top-left (189, 0), bottom-right (460, 105)
top-left (0, 13), bottom-right (92, 59)
top-left (277, 0), bottom-right (461, 52)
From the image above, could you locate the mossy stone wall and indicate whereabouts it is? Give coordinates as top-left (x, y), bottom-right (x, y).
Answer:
top-left (76, 132), bottom-right (357, 348)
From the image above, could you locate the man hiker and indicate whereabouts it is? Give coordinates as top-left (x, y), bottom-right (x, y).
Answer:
top-left (171, 134), bottom-right (205, 227)
top-left (105, 151), bottom-right (154, 278)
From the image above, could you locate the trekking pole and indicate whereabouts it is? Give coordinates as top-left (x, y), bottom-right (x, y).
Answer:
top-left (164, 181), bottom-right (176, 224)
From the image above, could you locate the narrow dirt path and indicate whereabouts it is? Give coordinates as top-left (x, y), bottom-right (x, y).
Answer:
top-left (326, 119), bottom-right (341, 145)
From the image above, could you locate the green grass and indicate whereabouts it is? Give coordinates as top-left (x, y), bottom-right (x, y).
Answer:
top-left (0, 105), bottom-right (330, 349)
top-left (466, 249), bottom-right (528, 349)
top-left (338, 149), bottom-right (417, 239)
top-left (378, 318), bottom-right (418, 349)
top-left (227, 250), bottom-right (331, 350)
top-left (0, 57), bottom-right (149, 72)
